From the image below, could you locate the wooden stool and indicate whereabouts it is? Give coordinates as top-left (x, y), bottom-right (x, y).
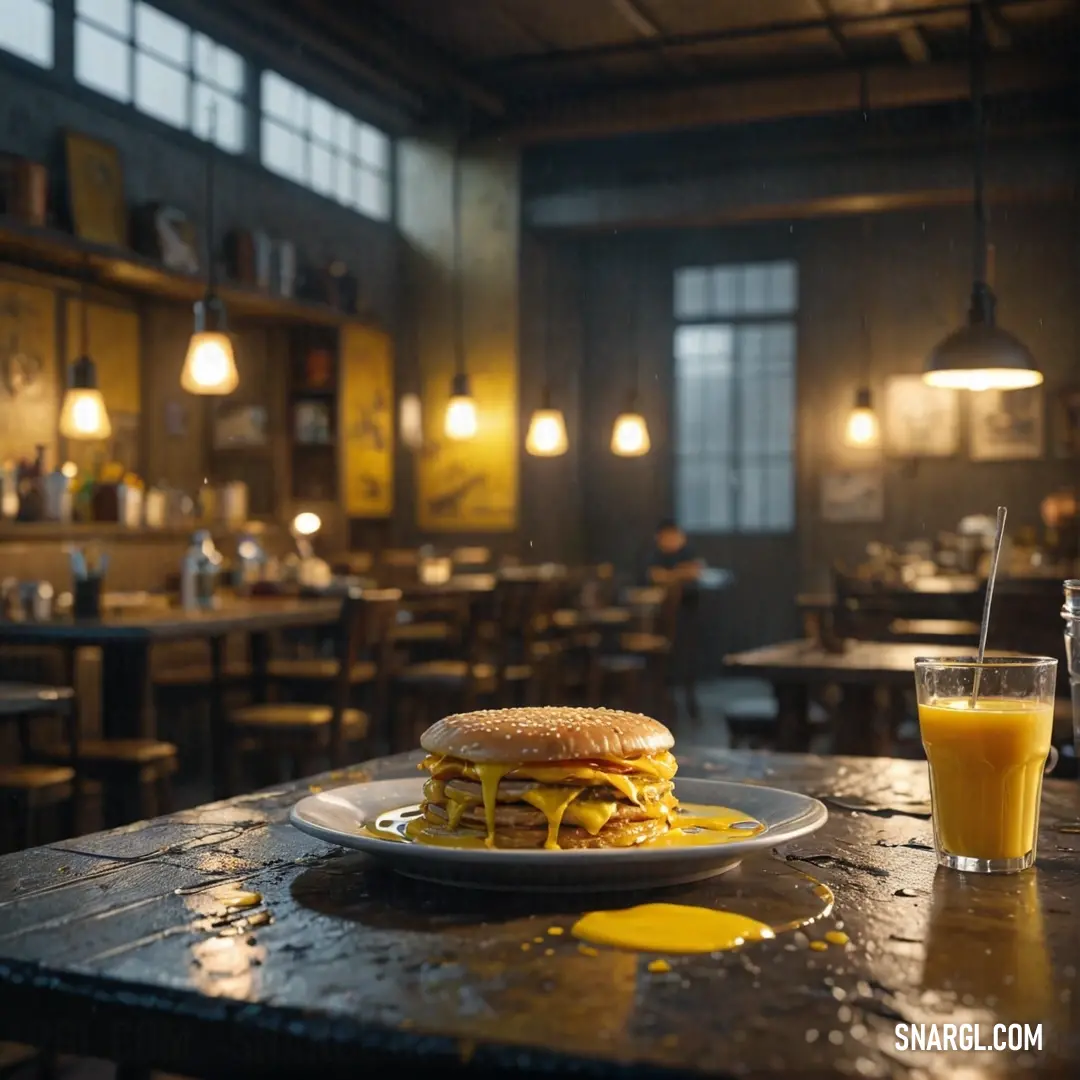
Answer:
top-left (0, 683), bottom-right (79, 849)
top-left (33, 738), bottom-right (178, 827)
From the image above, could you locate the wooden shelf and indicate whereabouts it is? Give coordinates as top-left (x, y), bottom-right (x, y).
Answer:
top-left (0, 217), bottom-right (375, 329)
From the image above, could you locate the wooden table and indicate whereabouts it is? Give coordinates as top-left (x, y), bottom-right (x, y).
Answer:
top-left (724, 639), bottom-right (983, 754)
top-left (0, 598), bottom-right (342, 796)
top-left (0, 749), bottom-right (1077, 1078)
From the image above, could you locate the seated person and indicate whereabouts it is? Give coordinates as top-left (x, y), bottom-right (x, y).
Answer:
top-left (647, 518), bottom-right (704, 601)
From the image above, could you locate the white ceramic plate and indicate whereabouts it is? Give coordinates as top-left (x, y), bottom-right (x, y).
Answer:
top-left (290, 777), bottom-right (827, 892)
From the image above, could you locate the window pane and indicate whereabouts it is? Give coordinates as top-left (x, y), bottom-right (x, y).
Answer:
top-left (262, 70), bottom-right (304, 127)
top-left (193, 84), bottom-right (244, 152)
top-left (737, 463), bottom-right (766, 530)
top-left (358, 170), bottom-right (388, 220)
top-left (674, 267), bottom-right (709, 319)
top-left (334, 156), bottom-right (354, 206)
top-left (76, 21), bottom-right (131, 102)
top-left (135, 3), bottom-right (187, 64)
top-left (194, 34), bottom-right (242, 92)
top-left (309, 97), bottom-right (334, 144)
top-left (713, 267), bottom-right (740, 315)
top-left (767, 261), bottom-right (798, 313)
top-left (136, 51), bottom-right (187, 128)
top-left (333, 110), bottom-right (355, 156)
top-left (742, 265), bottom-right (769, 314)
top-left (261, 117), bottom-right (305, 182)
top-left (77, 0), bottom-right (130, 35)
top-left (358, 124), bottom-right (388, 170)
top-left (0, 0), bottom-right (53, 67)
top-left (310, 143), bottom-right (334, 196)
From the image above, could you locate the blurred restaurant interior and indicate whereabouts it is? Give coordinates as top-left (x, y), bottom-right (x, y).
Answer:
top-left (2, 0), bottom-right (1080, 1076)
top-left (1, 0), bottom-right (1079, 845)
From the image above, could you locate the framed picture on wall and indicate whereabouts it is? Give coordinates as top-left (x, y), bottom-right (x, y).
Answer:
top-left (821, 468), bottom-right (885, 523)
top-left (64, 131), bottom-right (127, 247)
top-left (969, 387), bottom-right (1044, 462)
top-left (1053, 385), bottom-right (1080, 458)
top-left (883, 375), bottom-right (960, 457)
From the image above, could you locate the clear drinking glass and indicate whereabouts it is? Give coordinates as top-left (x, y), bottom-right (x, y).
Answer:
top-left (1061, 580), bottom-right (1080, 770)
top-left (914, 656), bottom-right (1058, 874)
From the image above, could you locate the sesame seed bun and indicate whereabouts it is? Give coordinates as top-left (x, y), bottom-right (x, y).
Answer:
top-left (419, 706), bottom-right (674, 762)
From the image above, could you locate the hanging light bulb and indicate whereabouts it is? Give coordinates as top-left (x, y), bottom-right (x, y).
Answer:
top-left (922, 2), bottom-right (1041, 393)
top-left (60, 288), bottom-right (111, 441)
top-left (444, 373), bottom-right (477, 440)
top-left (843, 387), bottom-right (881, 448)
top-left (59, 356), bottom-right (112, 440)
top-left (611, 395), bottom-right (650, 457)
top-left (399, 392), bottom-right (424, 451)
top-left (181, 298), bottom-right (238, 394)
top-left (526, 386), bottom-right (568, 457)
top-left (181, 100), bottom-right (239, 396)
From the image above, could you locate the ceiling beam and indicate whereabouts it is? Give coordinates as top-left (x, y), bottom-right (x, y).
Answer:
top-left (300, 0), bottom-right (506, 117)
top-left (473, 0), bottom-right (1049, 73)
top-left (495, 55), bottom-right (1075, 144)
top-left (523, 137), bottom-right (1077, 232)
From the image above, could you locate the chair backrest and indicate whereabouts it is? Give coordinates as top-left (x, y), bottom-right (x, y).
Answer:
top-left (378, 548), bottom-right (419, 588)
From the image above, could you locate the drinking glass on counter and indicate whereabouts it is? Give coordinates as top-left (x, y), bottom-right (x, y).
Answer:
top-left (915, 656), bottom-right (1057, 874)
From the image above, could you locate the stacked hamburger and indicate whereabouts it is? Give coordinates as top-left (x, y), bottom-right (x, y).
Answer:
top-left (417, 706), bottom-right (679, 849)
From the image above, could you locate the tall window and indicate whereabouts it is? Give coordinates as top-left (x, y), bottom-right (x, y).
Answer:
top-left (261, 70), bottom-right (391, 221)
top-left (0, 0), bottom-right (53, 68)
top-left (673, 261), bottom-right (798, 533)
top-left (74, 0), bottom-right (245, 151)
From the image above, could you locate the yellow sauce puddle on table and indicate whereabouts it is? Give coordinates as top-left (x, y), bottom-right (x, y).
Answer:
top-left (358, 802), bottom-right (764, 850)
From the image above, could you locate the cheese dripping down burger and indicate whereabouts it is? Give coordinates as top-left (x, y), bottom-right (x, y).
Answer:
top-left (416, 706), bottom-right (679, 849)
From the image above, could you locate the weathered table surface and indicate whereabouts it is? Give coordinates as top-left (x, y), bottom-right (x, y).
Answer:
top-left (1, 750), bottom-right (1078, 1079)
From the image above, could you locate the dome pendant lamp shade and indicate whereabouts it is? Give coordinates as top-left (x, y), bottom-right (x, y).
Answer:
top-left (444, 371), bottom-right (478, 441)
top-left (526, 386), bottom-right (568, 457)
top-left (924, 283), bottom-right (1041, 392)
top-left (59, 355), bottom-right (112, 440)
top-left (843, 386), bottom-right (881, 449)
top-left (611, 392), bottom-right (651, 457)
top-left (181, 296), bottom-right (238, 395)
top-left (922, 1), bottom-right (1041, 393)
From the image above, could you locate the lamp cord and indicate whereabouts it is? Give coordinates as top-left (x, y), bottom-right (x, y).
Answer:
top-left (452, 144), bottom-right (465, 380)
top-left (970, 0), bottom-right (988, 287)
top-left (206, 100), bottom-right (217, 297)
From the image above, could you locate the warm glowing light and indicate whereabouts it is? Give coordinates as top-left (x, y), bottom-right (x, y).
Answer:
top-left (60, 461), bottom-right (79, 479)
top-left (844, 407), bottom-right (881, 448)
top-left (525, 408), bottom-right (568, 457)
top-left (611, 412), bottom-right (650, 457)
top-left (399, 393), bottom-right (424, 450)
top-left (445, 395), bottom-right (478, 441)
top-left (923, 367), bottom-right (1043, 392)
top-left (59, 388), bottom-right (112, 440)
top-left (292, 511), bottom-right (322, 536)
top-left (181, 331), bottom-right (239, 395)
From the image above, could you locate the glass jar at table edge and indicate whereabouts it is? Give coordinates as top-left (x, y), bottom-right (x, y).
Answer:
top-left (1061, 580), bottom-right (1080, 772)
top-left (914, 656), bottom-right (1058, 875)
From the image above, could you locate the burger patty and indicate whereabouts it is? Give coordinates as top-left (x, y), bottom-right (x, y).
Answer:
top-left (438, 776), bottom-right (674, 805)
top-left (417, 806), bottom-right (670, 849)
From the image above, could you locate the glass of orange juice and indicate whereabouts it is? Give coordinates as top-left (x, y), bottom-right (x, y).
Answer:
top-left (915, 656), bottom-right (1058, 874)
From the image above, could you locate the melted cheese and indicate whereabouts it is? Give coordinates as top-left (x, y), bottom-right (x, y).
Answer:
top-left (521, 787), bottom-right (585, 848)
top-left (473, 764), bottom-right (515, 847)
top-left (563, 798), bottom-right (618, 836)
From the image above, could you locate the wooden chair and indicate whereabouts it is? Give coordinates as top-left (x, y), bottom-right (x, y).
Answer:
top-left (487, 576), bottom-right (562, 707)
top-left (0, 683), bottom-right (78, 851)
top-left (378, 548), bottom-right (420, 588)
top-left (391, 591), bottom-right (496, 750)
top-left (224, 589), bottom-right (401, 788)
top-left (619, 583), bottom-right (682, 723)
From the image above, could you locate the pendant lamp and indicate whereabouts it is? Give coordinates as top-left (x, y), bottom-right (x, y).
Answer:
top-left (181, 101), bottom-right (239, 395)
top-left (922, 1), bottom-right (1041, 392)
top-left (525, 247), bottom-right (568, 457)
top-left (611, 271), bottom-right (650, 457)
top-left (444, 147), bottom-right (477, 441)
top-left (59, 284), bottom-right (112, 441)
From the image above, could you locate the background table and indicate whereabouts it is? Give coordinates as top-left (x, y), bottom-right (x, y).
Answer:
top-left (0, 749), bottom-right (1077, 1079)
top-left (723, 639), bottom-right (984, 753)
top-left (0, 597), bottom-right (342, 796)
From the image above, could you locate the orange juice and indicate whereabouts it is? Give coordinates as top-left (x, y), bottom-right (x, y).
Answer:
top-left (919, 697), bottom-right (1052, 861)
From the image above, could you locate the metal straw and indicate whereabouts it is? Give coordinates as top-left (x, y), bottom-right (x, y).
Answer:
top-left (971, 505), bottom-right (1008, 706)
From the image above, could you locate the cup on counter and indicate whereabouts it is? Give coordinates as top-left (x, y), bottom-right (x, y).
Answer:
top-left (73, 576), bottom-right (103, 619)
top-left (914, 656), bottom-right (1058, 874)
